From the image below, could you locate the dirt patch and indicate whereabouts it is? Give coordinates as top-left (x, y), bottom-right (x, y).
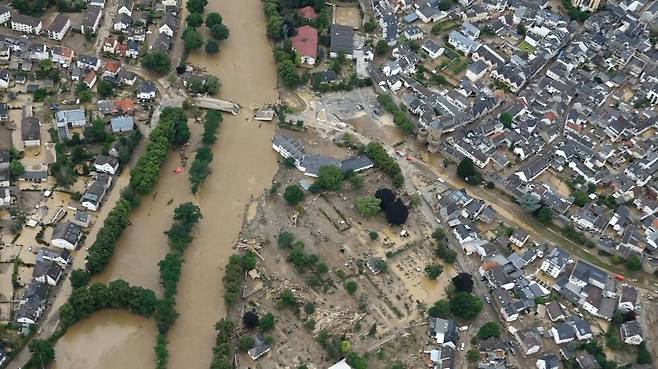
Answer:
top-left (334, 6), bottom-right (361, 29)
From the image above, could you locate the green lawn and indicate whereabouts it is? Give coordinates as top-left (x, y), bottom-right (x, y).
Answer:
top-left (518, 41), bottom-right (536, 53)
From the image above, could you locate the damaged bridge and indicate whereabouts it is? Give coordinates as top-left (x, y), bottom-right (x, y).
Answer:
top-left (193, 97), bottom-right (241, 115)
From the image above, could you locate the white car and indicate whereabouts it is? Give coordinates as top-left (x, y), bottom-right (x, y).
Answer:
top-left (459, 326), bottom-right (469, 332)
top-left (460, 343), bottom-right (465, 351)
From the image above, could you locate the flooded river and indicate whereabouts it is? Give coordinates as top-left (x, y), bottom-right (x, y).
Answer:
top-left (51, 0), bottom-right (279, 368)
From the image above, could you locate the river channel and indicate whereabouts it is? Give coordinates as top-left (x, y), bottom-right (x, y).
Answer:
top-left (51, 0), bottom-right (279, 366)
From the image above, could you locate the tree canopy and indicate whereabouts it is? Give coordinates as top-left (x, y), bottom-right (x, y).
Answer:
top-left (477, 322), bottom-right (501, 340)
top-left (457, 158), bottom-right (481, 185)
top-left (452, 273), bottom-right (474, 293)
top-left (142, 52), bottom-right (171, 75)
top-left (449, 292), bottom-right (482, 320)
top-left (284, 185), bottom-right (305, 206)
top-left (355, 196), bottom-right (381, 217)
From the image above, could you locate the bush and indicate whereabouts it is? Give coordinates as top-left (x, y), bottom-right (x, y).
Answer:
top-left (344, 280), bottom-right (358, 295)
top-left (626, 256), bottom-right (642, 272)
top-left (277, 230), bottom-right (295, 249)
top-left (368, 231), bottom-right (379, 240)
top-left (304, 303), bottom-right (316, 315)
top-left (425, 264), bottom-right (443, 279)
top-left (354, 196), bottom-right (381, 217)
top-left (284, 185), bottom-right (305, 205)
top-left (260, 312), bottom-right (275, 332)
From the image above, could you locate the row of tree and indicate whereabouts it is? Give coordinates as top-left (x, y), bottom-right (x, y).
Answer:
top-left (85, 198), bottom-right (133, 274)
top-left (183, 0), bottom-right (229, 55)
top-left (189, 110), bottom-right (222, 193)
top-left (155, 202), bottom-right (202, 369)
top-left (59, 280), bottom-right (158, 329)
top-left (365, 142), bottom-right (404, 188)
top-left (209, 319), bottom-right (235, 369)
top-left (130, 107), bottom-right (190, 194)
top-left (223, 252), bottom-right (256, 305)
top-left (376, 94), bottom-right (415, 135)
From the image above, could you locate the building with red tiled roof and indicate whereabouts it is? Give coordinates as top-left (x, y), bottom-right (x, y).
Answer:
top-left (291, 25), bottom-right (318, 66)
top-left (115, 99), bottom-right (135, 114)
top-left (104, 60), bottom-right (121, 75)
top-left (298, 6), bottom-right (317, 20)
top-left (83, 70), bottom-right (97, 89)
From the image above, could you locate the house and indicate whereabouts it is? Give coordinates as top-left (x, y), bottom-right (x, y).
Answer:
top-left (571, 317), bottom-right (592, 341)
top-left (575, 351), bottom-right (600, 369)
top-left (551, 322), bottom-right (575, 344)
top-left (448, 31), bottom-right (480, 55)
top-left (81, 175), bottom-right (111, 211)
top-left (83, 70), bottom-right (97, 89)
top-left (116, 98), bottom-right (135, 114)
top-left (540, 247), bottom-right (570, 278)
top-left (461, 21), bottom-right (480, 39)
top-left (77, 54), bottom-right (101, 71)
top-left (21, 117), bottom-right (41, 148)
top-left (247, 333), bottom-right (271, 360)
top-left (421, 39), bottom-right (444, 59)
top-left (569, 260), bottom-right (610, 291)
top-left (428, 317), bottom-right (458, 347)
top-left (466, 61), bottom-right (487, 81)
top-left (298, 5), bottom-right (317, 20)
top-left (0, 70), bottom-right (10, 89)
top-left (426, 346), bottom-right (456, 369)
top-left (81, 5), bottom-right (103, 34)
top-left (618, 285), bottom-right (638, 311)
top-left (29, 42), bottom-right (49, 61)
top-left (11, 13), bottom-right (42, 35)
top-left (509, 229), bottom-right (529, 247)
top-left (93, 155), bottom-right (119, 174)
top-left (103, 37), bottom-right (119, 53)
top-left (56, 109), bottom-right (87, 129)
top-left (51, 222), bottom-right (82, 250)
top-left (37, 247), bottom-right (71, 269)
top-left (72, 210), bottom-right (92, 228)
top-left (15, 281), bottom-right (48, 326)
top-left (416, 5), bottom-right (442, 23)
top-left (33, 259), bottom-right (63, 286)
top-left (329, 24), bottom-right (354, 58)
top-left (117, 0), bottom-right (134, 16)
top-left (137, 80), bottom-right (156, 100)
top-left (620, 320), bottom-right (643, 345)
top-left (292, 25), bottom-right (318, 66)
top-left (536, 354), bottom-right (561, 369)
top-left (103, 60), bottom-right (121, 78)
top-left (159, 13), bottom-right (176, 37)
top-left (111, 116), bottom-right (134, 133)
top-left (0, 5), bottom-right (10, 24)
top-left (546, 301), bottom-right (566, 322)
top-left (47, 14), bottom-right (71, 40)
top-left (113, 13), bottom-right (132, 31)
top-left (515, 328), bottom-right (541, 355)
top-left (51, 46), bottom-right (74, 66)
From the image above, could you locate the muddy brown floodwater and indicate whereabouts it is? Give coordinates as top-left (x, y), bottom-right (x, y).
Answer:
top-left (51, 0), bottom-right (278, 367)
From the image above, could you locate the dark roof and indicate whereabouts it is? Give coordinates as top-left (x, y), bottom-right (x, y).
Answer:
top-left (52, 222), bottom-right (81, 244)
top-left (21, 117), bottom-right (40, 141)
top-left (329, 24), bottom-right (354, 55)
top-left (48, 13), bottom-right (70, 33)
top-left (340, 156), bottom-right (374, 173)
top-left (82, 5), bottom-right (103, 29)
top-left (12, 13), bottom-right (41, 28)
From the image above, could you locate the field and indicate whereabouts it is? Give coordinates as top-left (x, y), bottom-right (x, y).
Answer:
top-left (334, 6), bottom-right (361, 29)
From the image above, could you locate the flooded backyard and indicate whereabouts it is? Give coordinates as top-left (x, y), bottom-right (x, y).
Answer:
top-left (51, 0), bottom-right (279, 367)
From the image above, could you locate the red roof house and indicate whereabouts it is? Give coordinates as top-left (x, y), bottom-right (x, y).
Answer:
top-left (292, 25), bottom-right (318, 66)
top-left (298, 6), bottom-right (318, 20)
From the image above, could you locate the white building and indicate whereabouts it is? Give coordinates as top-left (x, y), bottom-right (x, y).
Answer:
top-left (46, 14), bottom-right (71, 40)
top-left (11, 14), bottom-right (42, 35)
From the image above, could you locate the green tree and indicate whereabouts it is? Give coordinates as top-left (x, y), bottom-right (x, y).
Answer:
top-left (260, 312), bottom-right (275, 332)
top-left (368, 231), bottom-right (379, 240)
top-left (205, 39), bottom-right (220, 54)
top-left (186, 12), bottom-right (203, 27)
top-left (438, 0), bottom-right (451, 10)
top-left (284, 185), bottom-right (305, 205)
top-left (456, 158), bottom-right (481, 185)
top-left (363, 18), bottom-right (376, 33)
top-left (449, 292), bottom-right (482, 320)
top-left (354, 196), bottom-right (382, 217)
top-left (238, 336), bottom-right (255, 351)
top-left (477, 322), bottom-right (501, 339)
top-left (97, 80), bottom-right (114, 98)
top-left (499, 112), bottom-right (513, 128)
top-left (174, 202), bottom-right (203, 224)
top-left (9, 160), bottom-right (24, 180)
top-left (346, 352), bottom-right (368, 369)
top-left (186, 0), bottom-right (207, 13)
top-left (572, 191), bottom-right (590, 207)
top-left (517, 23), bottom-right (526, 35)
top-left (277, 231), bottom-right (295, 249)
top-left (466, 349), bottom-right (480, 362)
top-left (76, 83), bottom-right (93, 103)
top-left (206, 12), bottom-right (222, 27)
top-left (452, 273), bottom-right (474, 293)
top-left (313, 165), bottom-right (344, 192)
top-left (29, 339), bottom-right (55, 365)
top-left (637, 342), bottom-right (652, 364)
top-left (142, 52), bottom-right (171, 74)
top-left (210, 23), bottom-right (230, 40)
top-left (279, 289), bottom-right (298, 309)
top-left (375, 40), bottom-right (389, 55)
top-left (626, 256), bottom-right (642, 272)
top-left (428, 299), bottom-right (450, 318)
top-left (425, 264), bottom-right (443, 279)
top-left (183, 27), bottom-right (203, 50)
top-left (519, 192), bottom-right (541, 213)
top-left (344, 280), bottom-right (358, 295)
top-left (70, 269), bottom-right (91, 289)
top-left (536, 206), bottom-right (552, 224)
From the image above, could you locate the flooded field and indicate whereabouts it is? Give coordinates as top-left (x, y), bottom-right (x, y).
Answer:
top-left (51, 311), bottom-right (157, 369)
